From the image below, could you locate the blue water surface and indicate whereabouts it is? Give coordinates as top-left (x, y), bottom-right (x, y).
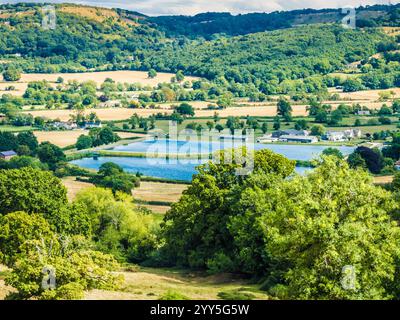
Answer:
top-left (71, 139), bottom-right (354, 181)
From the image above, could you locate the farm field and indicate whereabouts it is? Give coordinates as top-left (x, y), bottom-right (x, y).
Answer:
top-left (84, 267), bottom-right (269, 300)
top-left (62, 177), bottom-right (94, 201)
top-left (23, 107), bottom-right (173, 121)
top-left (34, 130), bottom-right (142, 147)
top-left (373, 175), bottom-right (394, 184)
top-left (132, 182), bottom-right (187, 203)
top-left (1, 70), bottom-right (199, 86)
top-left (0, 70), bottom-right (200, 96)
top-left (63, 178), bottom-right (186, 214)
top-left (0, 125), bottom-right (33, 132)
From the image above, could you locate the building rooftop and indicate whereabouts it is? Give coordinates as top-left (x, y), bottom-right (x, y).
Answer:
top-left (0, 150), bottom-right (17, 157)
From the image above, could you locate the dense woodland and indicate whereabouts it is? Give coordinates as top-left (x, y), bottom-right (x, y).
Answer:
top-left (0, 3), bottom-right (400, 97)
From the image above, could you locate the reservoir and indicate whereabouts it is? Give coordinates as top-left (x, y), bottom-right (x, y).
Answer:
top-left (71, 139), bottom-right (354, 181)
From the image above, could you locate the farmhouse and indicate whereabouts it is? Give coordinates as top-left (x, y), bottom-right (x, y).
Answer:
top-left (272, 129), bottom-right (309, 138)
top-left (0, 150), bottom-right (17, 160)
top-left (51, 121), bottom-right (78, 130)
top-left (324, 129), bottom-right (362, 142)
top-left (279, 135), bottom-right (318, 144)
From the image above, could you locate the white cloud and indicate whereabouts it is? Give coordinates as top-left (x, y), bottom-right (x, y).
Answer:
top-left (0, 0), bottom-right (398, 16)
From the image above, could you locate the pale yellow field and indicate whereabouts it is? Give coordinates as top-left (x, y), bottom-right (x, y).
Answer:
top-left (0, 70), bottom-right (199, 97)
top-left (24, 107), bottom-right (173, 121)
top-left (62, 177), bottom-right (94, 201)
top-left (85, 267), bottom-right (269, 300)
top-left (196, 105), bottom-right (307, 117)
top-left (1, 71), bottom-right (199, 87)
top-left (34, 130), bottom-right (87, 147)
top-left (373, 175), bottom-right (394, 185)
top-left (34, 130), bottom-right (141, 147)
top-left (133, 182), bottom-right (187, 203)
top-left (331, 88), bottom-right (400, 101)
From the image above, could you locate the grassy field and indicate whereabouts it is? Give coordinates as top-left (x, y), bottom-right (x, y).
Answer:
top-left (132, 182), bottom-right (187, 214)
top-left (0, 125), bottom-right (33, 132)
top-left (84, 267), bottom-right (269, 300)
top-left (0, 263), bottom-right (269, 300)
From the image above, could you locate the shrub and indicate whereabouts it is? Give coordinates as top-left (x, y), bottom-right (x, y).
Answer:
top-left (217, 290), bottom-right (256, 300)
top-left (159, 290), bottom-right (190, 300)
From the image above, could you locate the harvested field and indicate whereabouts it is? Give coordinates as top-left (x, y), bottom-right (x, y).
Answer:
top-left (373, 175), bottom-right (394, 185)
top-left (1, 71), bottom-right (199, 87)
top-left (33, 130), bottom-right (141, 147)
top-left (133, 182), bottom-right (187, 203)
top-left (24, 107), bottom-right (173, 122)
top-left (62, 177), bottom-right (94, 202)
top-left (34, 130), bottom-right (87, 147)
top-left (330, 88), bottom-right (400, 101)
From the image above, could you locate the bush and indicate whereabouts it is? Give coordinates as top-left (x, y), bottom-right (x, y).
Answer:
top-left (5, 236), bottom-right (123, 300)
top-left (217, 290), bottom-right (256, 300)
top-left (159, 290), bottom-right (190, 300)
top-left (3, 68), bottom-right (21, 81)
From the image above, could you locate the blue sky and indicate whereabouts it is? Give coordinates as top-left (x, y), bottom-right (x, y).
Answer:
top-left (1, 0), bottom-right (398, 16)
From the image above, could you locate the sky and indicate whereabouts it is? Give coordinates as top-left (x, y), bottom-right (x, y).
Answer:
top-left (1, 0), bottom-right (399, 16)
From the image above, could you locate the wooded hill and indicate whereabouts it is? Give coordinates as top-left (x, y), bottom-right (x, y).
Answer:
top-left (0, 3), bottom-right (399, 95)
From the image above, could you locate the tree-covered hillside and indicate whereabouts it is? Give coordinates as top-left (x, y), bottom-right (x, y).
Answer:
top-left (0, 3), bottom-right (397, 95)
top-left (141, 24), bottom-right (385, 93)
top-left (149, 4), bottom-right (400, 38)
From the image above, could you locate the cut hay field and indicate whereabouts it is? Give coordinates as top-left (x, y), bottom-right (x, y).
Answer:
top-left (1, 70), bottom-right (199, 87)
top-left (34, 130), bottom-right (141, 147)
top-left (63, 179), bottom-right (186, 214)
top-left (24, 98), bottom-right (389, 122)
top-left (62, 177), bottom-right (94, 201)
top-left (132, 182), bottom-right (187, 203)
top-left (24, 107), bottom-right (173, 122)
top-left (84, 267), bottom-right (269, 300)
top-left (0, 70), bottom-right (200, 97)
top-left (373, 175), bottom-right (394, 185)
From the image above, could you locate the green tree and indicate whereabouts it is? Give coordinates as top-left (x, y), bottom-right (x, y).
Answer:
top-left (3, 68), bottom-right (21, 81)
top-left (322, 148), bottom-right (344, 159)
top-left (37, 142), bottom-right (66, 170)
top-left (161, 148), bottom-right (296, 270)
top-left (176, 103), bottom-right (195, 117)
top-left (0, 211), bottom-right (54, 267)
top-left (148, 69), bottom-right (157, 79)
top-left (260, 157), bottom-right (400, 299)
top-left (176, 70), bottom-right (185, 82)
top-left (0, 167), bottom-right (67, 217)
top-left (76, 135), bottom-right (93, 150)
top-left (310, 124), bottom-right (326, 136)
top-left (277, 98), bottom-right (292, 119)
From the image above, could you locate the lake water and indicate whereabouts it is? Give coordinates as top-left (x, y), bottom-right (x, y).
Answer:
top-left (70, 139), bottom-right (353, 181)
top-left (111, 139), bottom-right (354, 161)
